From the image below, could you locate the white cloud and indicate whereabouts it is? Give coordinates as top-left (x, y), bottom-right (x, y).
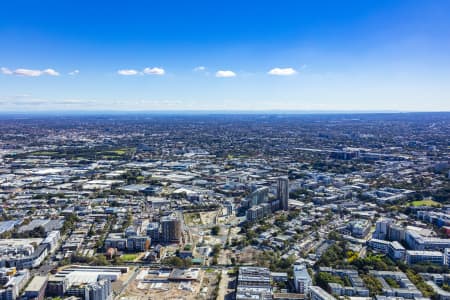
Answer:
top-left (268, 67), bottom-right (297, 76)
top-left (42, 68), bottom-right (60, 76)
top-left (1, 67), bottom-right (61, 77)
top-left (215, 70), bottom-right (236, 78)
top-left (194, 66), bottom-right (206, 72)
top-left (117, 69), bottom-right (139, 76)
top-left (143, 67), bottom-right (165, 75)
top-left (1, 67), bottom-right (13, 75)
top-left (14, 68), bottom-right (43, 77)
top-left (68, 70), bottom-right (80, 75)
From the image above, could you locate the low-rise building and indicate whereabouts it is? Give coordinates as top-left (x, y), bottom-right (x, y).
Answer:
top-left (405, 250), bottom-right (444, 265)
top-left (310, 286), bottom-right (336, 300)
top-left (236, 267), bottom-right (272, 300)
top-left (24, 275), bottom-right (48, 300)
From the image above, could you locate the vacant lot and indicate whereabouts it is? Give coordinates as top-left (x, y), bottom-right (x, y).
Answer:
top-left (184, 212), bottom-right (202, 226)
top-left (184, 211), bottom-right (218, 226)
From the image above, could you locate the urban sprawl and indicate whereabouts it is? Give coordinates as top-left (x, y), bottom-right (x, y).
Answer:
top-left (0, 113), bottom-right (449, 300)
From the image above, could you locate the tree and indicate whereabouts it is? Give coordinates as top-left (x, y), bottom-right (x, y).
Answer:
top-left (93, 255), bottom-right (110, 266)
top-left (405, 269), bottom-right (436, 298)
top-left (162, 256), bottom-right (192, 268)
top-left (211, 225), bottom-right (220, 236)
top-left (315, 272), bottom-right (344, 290)
top-left (361, 274), bottom-right (383, 296)
top-left (62, 213), bottom-right (79, 235)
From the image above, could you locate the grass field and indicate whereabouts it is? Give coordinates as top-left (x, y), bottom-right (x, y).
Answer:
top-left (410, 199), bottom-right (441, 207)
top-left (121, 254), bottom-right (138, 261)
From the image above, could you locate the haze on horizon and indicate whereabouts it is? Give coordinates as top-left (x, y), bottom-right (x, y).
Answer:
top-left (1, 0), bottom-right (450, 112)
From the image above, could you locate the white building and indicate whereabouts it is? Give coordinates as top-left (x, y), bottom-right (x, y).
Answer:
top-left (405, 250), bottom-right (444, 265)
top-left (293, 264), bottom-right (312, 294)
top-left (310, 286), bottom-right (336, 300)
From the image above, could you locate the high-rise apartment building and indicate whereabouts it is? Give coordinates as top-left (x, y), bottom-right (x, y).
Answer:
top-left (277, 176), bottom-right (289, 211)
top-left (161, 216), bottom-right (182, 243)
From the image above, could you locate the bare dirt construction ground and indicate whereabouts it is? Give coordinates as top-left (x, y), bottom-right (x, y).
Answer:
top-left (184, 211), bottom-right (218, 227)
top-left (109, 267), bottom-right (137, 295)
top-left (184, 212), bottom-right (202, 226)
top-left (118, 268), bottom-right (219, 300)
top-left (218, 249), bottom-right (232, 265)
top-left (217, 269), bottom-right (229, 300)
top-left (237, 246), bottom-right (262, 265)
top-left (200, 270), bottom-right (221, 299)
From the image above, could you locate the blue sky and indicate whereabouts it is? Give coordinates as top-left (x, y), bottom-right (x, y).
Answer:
top-left (1, 0), bottom-right (450, 111)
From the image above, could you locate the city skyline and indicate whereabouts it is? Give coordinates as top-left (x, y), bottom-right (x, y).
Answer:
top-left (1, 0), bottom-right (450, 111)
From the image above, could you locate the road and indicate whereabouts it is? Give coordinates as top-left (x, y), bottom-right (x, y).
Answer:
top-left (114, 266), bottom-right (140, 300)
top-left (217, 269), bottom-right (229, 300)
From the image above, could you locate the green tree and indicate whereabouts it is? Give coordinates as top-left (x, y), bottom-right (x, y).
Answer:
top-left (211, 225), bottom-right (220, 236)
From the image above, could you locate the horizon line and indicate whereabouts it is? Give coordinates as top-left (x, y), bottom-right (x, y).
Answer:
top-left (0, 109), bottom-right (450, 116)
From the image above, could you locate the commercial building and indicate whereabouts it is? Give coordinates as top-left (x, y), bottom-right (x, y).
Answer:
top-left (47, 266), bottom-right (124, 299)
top-left (46, 276), bottom-right (69, 297)
top-left (42, 231), bottom-right (61, 253)
top-left (66, 279), bottom-right (112, 300)
top-left (24, 275), bottom-right (48, 300)
top-left (0, 269), bottom-right (30, 300)
top-left (236, 267), bottom-right (272, 300)
top-left (1, 244), bottom-right (48, 269)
